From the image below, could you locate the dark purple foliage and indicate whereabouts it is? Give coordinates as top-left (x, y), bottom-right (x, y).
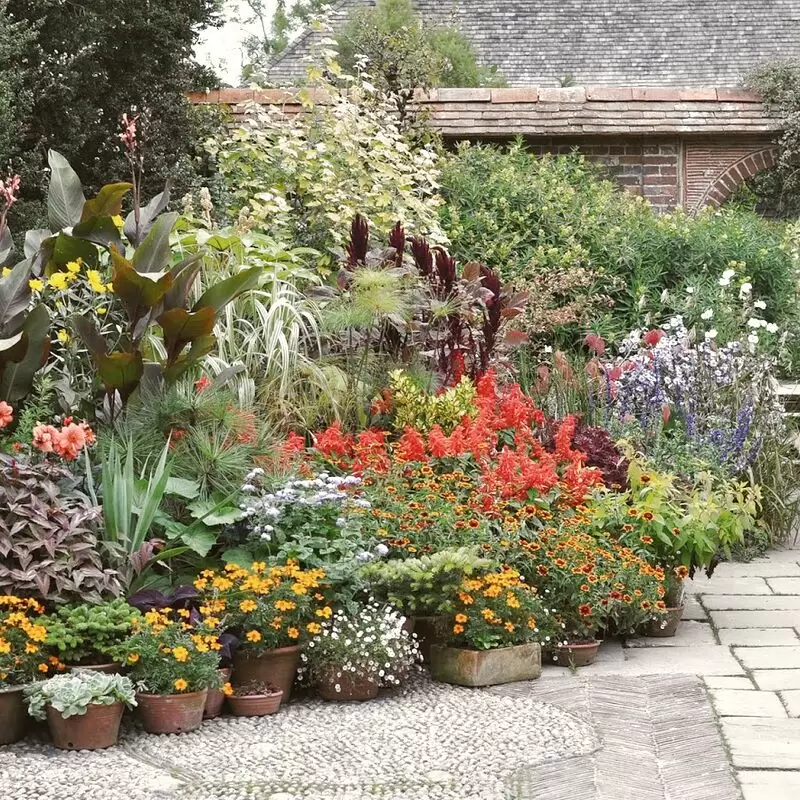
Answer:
top-left (572, 426), bottom-right (629, 489)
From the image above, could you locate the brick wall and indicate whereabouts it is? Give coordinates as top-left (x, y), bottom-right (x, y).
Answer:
top-left (524, 138), bottom-right (680, 212)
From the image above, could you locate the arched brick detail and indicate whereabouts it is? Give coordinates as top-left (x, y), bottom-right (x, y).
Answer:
top-left (696, 148), bottom-right (778, 208)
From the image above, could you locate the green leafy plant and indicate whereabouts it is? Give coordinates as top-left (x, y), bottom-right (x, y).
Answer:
top-left (360, 547), bottom-right (494, 616)
top-left (24, 671), bottom-right (136, 721)
top-left (0, 456), bottom-right (123, 604)
top-left (42, 601), bottom-right (141, 666)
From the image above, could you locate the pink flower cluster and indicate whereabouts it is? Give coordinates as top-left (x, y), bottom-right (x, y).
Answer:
top-left (0, 401), bottom-right (12, 428)
top-left (32, 418), bottom-right (96, 461)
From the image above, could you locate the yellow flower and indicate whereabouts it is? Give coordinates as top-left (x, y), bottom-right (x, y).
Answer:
top-left (38, 663), bottom-right (49, 673)
top-left (65, 260), bottom-right (82, 274)
top-left (504, 622), bottom-right (515, 633)
top-left (454, 613), bottom-right (468, 624)
top-left (239, 599), bottom-right (257, 613)
top-left (86, 270), bottom-right (107, 294)
top-left (127, 653), bottom-right (140, 664)
top-left (306, 622), bottom-right (321, 634)
top-left (316, 606), bottom-right (333, 619)
top-left (56, 329), bottom-right (70, 345)
top-left (96, 306), bottom-right (107, 315)
top-left (172, 646), bottom-right (189, 663)
top-left (48, 272), bottom-right (69, 291)
top-left (246, 629), bottom-right (262, 643)
top-left (291, 583), bottom-right (308, 595)
top-left (222, 682), bottom-right (233, 697)
top-left (28, 278), bottom-right (44, 292)
top-left (25, 642), bottom-right (38, 654)
top-left (453, 624), bottom-right (464, 634)
top-left (505, 593), bottom-right (521, 609)
top-left (0, 638), bottom-right (10, 654)
top-left (1, 267), bottom-right (10, 277)
top-left (106, 282), bottom-right (114, 292)
top-left (275, 600), bottom-right (297, 612)
top-left (174, 678), bottom-right (188, 692)
top-left (287, 627), bottom-right (300, 639)
top-left (111, 215), bottom-right (124, 228)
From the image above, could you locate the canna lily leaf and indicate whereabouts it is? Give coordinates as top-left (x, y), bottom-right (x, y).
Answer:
top-left (47, 150), bottom-right (85, 230)
top-left (131, 212), bottom-right (179, 274)
top-left (193, 266), bottom-right (261, 313)
top-left (80, 182), bottom-right (133, 222)
top-left (157, 306), bottom-right (216, 362)
top-left (0, 305), bottom-right (50, 402)
top-left (96, 351), bottom-right (144, 402)
top-left (111, 249), bottom-right (173, 326)
top-left (124, 184), bottom-right (171, 247)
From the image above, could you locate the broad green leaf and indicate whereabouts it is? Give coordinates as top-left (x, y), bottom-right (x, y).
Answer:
top-left (47, 150), bottom-right (85, 230)
top-left (161, 333), bottom-right (216, 384)
top-left (161, 254), bottom-right (203, 312)
top-left (157, 306), bottom-right (216, 360)
top-left (222, 547), bottom-right (254, 568)
top-left (187, 493), bottom-right (244, 526)
top-left (24, 229), bottom-right (52, 260)
top-left (181, 526), bottom-right (217, 558)
top-left (51, 232), bottom-right (99, 271)
top-left (193, 267), bottom-right (262, 313)
top-left (165, 476), bottom-right (201, 500)
top-left (131, 212), bottom-right (179, 274)
top-left (71, 216), bottom-right (122, 249)
top-left (80, 182), bottom-right (133, 222)
top-left (0, 305), bottom-right (50, 401)
top-left (0, 225), bottom-right (13, 266)
top-left (97, 351), bottom-right (144, 401)
top-left (0, 260), bottom-right (32, 336)
top-left (124, 184), bottom-right (170, 247)
top-left (111, 249), bottom-right (173, 325)
top-left (70, 315), bottom-right (108, 358)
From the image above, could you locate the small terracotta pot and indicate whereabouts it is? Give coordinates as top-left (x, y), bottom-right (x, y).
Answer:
top-left (551, 640), bottom-right (600, 668)
top-left (46, 701), bottom-right (123, 750)
top-left (643, 606), bottom-right (684, 638)
top-left (136, 690), bottom-right (207, 734)
top-left (232, 645), bottom-right (300, 701)
top-left (204, 668), bottom-right (232, 719)
top-left (0, 686), bottom-right (28, 745)
top-left (227, 689), bottom-right (283, 716)
top-left (316, 670), bottom-right (379, 701)
top-left (67, 662), bottom-right (123, 675)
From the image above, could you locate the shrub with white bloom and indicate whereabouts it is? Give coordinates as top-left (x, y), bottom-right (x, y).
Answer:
top-left (739, 282), bottom-right (752, 297)
top-left (300, 601), bottom-right (420, 694)
top-left (700, 308), bottom-right (713, 320)
top-left (754, 299), bottom-right (767, 310)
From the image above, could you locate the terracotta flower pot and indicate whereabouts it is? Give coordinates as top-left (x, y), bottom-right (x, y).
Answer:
top-left (227, 689), bottom-right (283, 716)
top-left (46, 701), bottom-right (123, 750)
top-left (429, 642), bottom-right (542, 687)
top-left (643, 606), bottom-right (683, 638)
top-left (316, 669), bottom-right (380, 701)
top-left (136, 690), bottom-right (207, 734)
top-left (551, 640), bottom-right (600, 668)
top-left (204, 668), bottom-right (232, 719)
top-left (232, 645), bottom-right (300, 701)
top-left (68, 662), bottom-right (123, 675)
top-left (0, 686), bottom-right (28, 745)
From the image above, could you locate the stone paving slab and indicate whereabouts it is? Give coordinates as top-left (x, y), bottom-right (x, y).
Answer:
top-left (624, 621), bottom-right (716, 648)
top-left (712, 562), bottom-right (800, 578)
top-left (686, 577), bottom-right (771, 595)
top-left (780, 690), bottom-right (800, 717)
top-left (681, 595), bottom-right (708, 621)
top-left (705, 676), bottom-right (756, 690)
top-left (709, 610), bottom-right (800, 629)
top-left (735, 646), bottom-right (800, 670)
top-left (718, 628), bottom-right (800, 647)
top-left (721, 717), bottom-right (800, 769)
top-left (753, 669), bottom-right (800, 691)
top-left (710, 689), bottom-right (786, 717)
top-left (739, 770), bottom-right (800, 800)
top-left (703, 595), bottom-right (800, 610)
top-left (767, 578), bottom-right (800, 594)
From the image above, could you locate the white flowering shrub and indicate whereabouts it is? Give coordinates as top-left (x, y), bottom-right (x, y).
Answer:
top-left (300, 601), bottom-right (420, 692)
top-left (235, 469), bottom-right (385, 589)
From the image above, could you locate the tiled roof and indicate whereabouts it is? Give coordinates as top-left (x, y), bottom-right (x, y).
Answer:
top-left (265, 0), bottom-right (800, 88)
top-left (188, 87), bottom-right (780, 137)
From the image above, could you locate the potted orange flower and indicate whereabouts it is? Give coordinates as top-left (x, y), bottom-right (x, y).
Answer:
top-left (196, 562), bottom-right (325, 701)
top-left (429, 570), bottom-right (550, 687)
top-left (117, 609), bottom-right (221, 734)
top-left (0, 595), bottom-right (65, 744)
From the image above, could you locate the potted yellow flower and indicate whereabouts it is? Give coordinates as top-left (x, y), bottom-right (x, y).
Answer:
top-left (195, 562), bottom-right (325, 701)
top-left (117, 609), bottom-right (222, 734)
top-left (0, 595), bottom-right (65, 744)
top-left (429, 570), bottom-right (550, 687)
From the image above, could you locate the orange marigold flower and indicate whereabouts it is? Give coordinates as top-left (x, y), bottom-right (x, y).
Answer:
top-left (453, 624), bottom-right (465, 634)
top-left (246, 630), bottom-right (262, 643)
top-left (640, 535), bottom-right (653, 544)
top-left (455, 613), bottom-right (468, 624)
top-left (674, 565), bottom-right (689, 579)
top-left (174, 678), bottom-right (188, 692)
top-left (287, 627), bottom-right (300, 639)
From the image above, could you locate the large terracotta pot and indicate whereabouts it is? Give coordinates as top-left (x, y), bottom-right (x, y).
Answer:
top-left (316, 669), bottom-right (379, 702)
top-left (46, 701), bottom-right (123, 750)
top-left (227, 688), bottom-right (283, 716)
top-left (232, 646), bottom-right (301, 701)
top-left (136, 690), bottom-right (207, 734)
top-left (204, 668), bottom-right (232, 719)
top-left (0, 686), bottom-right (28, 745)
top-left (68, 662), bottom-right (123, 675)
top-left (551, 640), bottom-right (600, 668)
top-left (429, 642), bottom-right (542, 687)
top-left (643, 606), bottom-right (683, 638)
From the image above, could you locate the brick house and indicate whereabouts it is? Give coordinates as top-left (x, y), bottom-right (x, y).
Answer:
top-left (196, 1), bottom-right (800, 211)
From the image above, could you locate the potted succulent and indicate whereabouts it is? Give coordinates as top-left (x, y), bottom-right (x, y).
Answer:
top-left (429, 570), bottom-right (548, 687)
top-left (117, 609), bottom-right (221, 734)
top-left (0, 595), bottom-right (65, 745)
top-left (360, 547), bottom-right (493, 662)
top-left (301, 602), bottom-right (419, 701)
top-left (24, 671), bottom-right (136, 750)
top-left (226, 680), bottom-right (283, 716)
top-left (42, 600), bottom-right (141, 673)
top-left (195, 562), bottom-right (326, 701)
